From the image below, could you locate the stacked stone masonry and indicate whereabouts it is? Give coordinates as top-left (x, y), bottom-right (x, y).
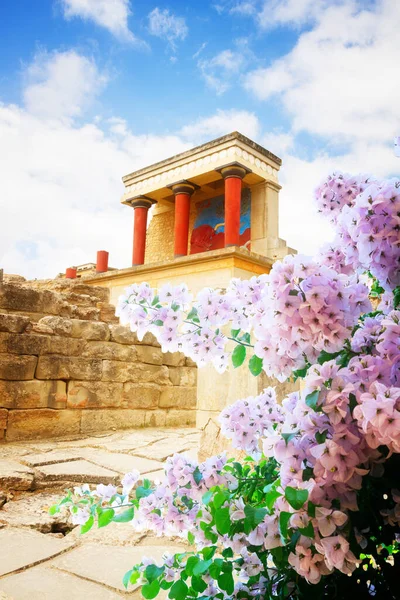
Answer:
top-left (0, 279), bottom-right (197, 441)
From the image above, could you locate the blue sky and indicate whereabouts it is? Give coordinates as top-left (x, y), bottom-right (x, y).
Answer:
top-left (0, 0), bottom-right (399, 278)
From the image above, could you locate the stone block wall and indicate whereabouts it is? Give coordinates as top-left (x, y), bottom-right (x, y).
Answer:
top-left (0, 279), bottom-right (197, 441)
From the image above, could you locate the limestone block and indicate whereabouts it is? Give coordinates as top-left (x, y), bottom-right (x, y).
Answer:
top-left (0, 332), bottom-right (49, 355)
top-left (98, 302), bottom-right (119, 324)
top-left (144, 409), bottom-right (167, 427)
top-left (6, 409), bottom-right (82, 441)
top-left (135, 345), bottom-right (163, 365)
top-left (110, 324), bottom-right (159, 346)
top-left (29, 322), bottom-right (54, 335)
top-left (36, 356), bottom-right (102, 380)
top-left (165, 409), bottom-right (196, 427)
top-left (0, 408), bottom-right (7, 429)
top-left (35, 460), bottom-right (119, 484)
top-left (0, 460), bottom-right (35, 491)
top-left (70, 305), bottom-right (101, 321)
top-left (0, 284), bottom-right (67, 316)
top-left (62, 292), bottom-right (98, 307)
top-left (38, 316), bottom-right (73, 336)
top-left (0, 313), bottom-right (30, 333)
top-left (169, 366), bottom-right (197, 386)
top-left (122, 383), bottom-right (160, 409)
top-left (0, 380), bottom-right (67, 409)
top-left (162, 351), bottom-right (186, 367)
top-left (82, 340), bottom-right (137, 361)
top-left (67, 380), bottom-right (123, 408)
top-left (102, 360), bottom-right (170, 384)
top-left (44, 336), bottom-right (85, 356)
top-left (48, 280), bottom-right (110, 302)
top-left (70, 320), bottom-right (110, 341)
top-left (186, 357), bottom-right (197, 367)
top-left (0, 354), bottom-right (37, 380)
top-left (159, 387), bottom-right (197, 409)
top-left (80, 409), bottom-right (146, 434)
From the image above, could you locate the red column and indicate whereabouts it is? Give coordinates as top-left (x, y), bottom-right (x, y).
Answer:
top-left (219, 164), bottom-right (248, 248)
top-left (96, 250), bottom-right (109, 273)
top-left (170, 182), bottom-right (197, 257)
top-left (130, 197), bottom-right (153, 266)
top-left (65, 267), bottom-right (77, 279)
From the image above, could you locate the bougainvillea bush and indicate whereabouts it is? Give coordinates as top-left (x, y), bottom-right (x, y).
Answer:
top-left (52, 172), bottom-right (400, 599)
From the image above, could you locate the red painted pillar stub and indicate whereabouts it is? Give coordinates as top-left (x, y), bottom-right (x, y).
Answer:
top-left (129, 197), bottom-right (153, 266)
top-left (96, 250), bottom-right (109, 273)
top-left (66, 267), bottom-right (77, 279)
top-left (169, 181), bottom-right (198, 258)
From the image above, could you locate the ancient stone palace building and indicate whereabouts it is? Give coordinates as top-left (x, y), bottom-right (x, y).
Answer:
top-left (85, 132), bottom-right (295, 428)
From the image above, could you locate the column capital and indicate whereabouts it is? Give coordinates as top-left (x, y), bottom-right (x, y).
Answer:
top-left (216, 161), bottom-right (252, 180)
top-left (126, 195), bottom-right (155, 209)
top-left (167, 180), bottom-right (199, 196)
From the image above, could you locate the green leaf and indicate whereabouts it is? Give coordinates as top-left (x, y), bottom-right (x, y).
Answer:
top-left (289, 289), bottom-right (299, 296)
top-left (201, 547), bottom-right (216, 560)
top-left (123, 569), bottom-right (134, 590)
top-left (145, 564), bottom-right (165, 583)
top-left (202, 491), bottom-right (213, 505)
top-left (315, 431), bottom-right (327, 445)
top-left (98, 508), bottom-right (115, 528)
top-left (282, 432), bottom-right (297, 446)
top-left (307, 502), bottom-right (316, 518)
top-left (213, 491), bottom-right (227, 510)
top-left (142, 579), bottom-right (161, 599)
top-left (302, 467), bottom-right (314, 482)
top-left (244, 504), bottom-right (268, 528)
top-left (249, 354), bottom-right (263, 376)
top-left (193, 466), bottom-right (203, 486)
top-left (317, 350), bottom-right (340, 365)
top-left (153, 320), bottom-right (164, 326)
top-left (218, 572), bottom-right (234, 595)
top-left (49, 504), bottom-right (58, 515)
top-left (185, 556), bottom-right (199, 576)
top-left (278, 511), bottom-right (292, 544)
top-left (240, 332), bottom-right (251, 344)
top-left (113, 507), bottom-right (134, 523)
top-left (305, 390), bottom-right (320, 411)
top-left (298, 521), bottom-right (315, 538)
top-left (192, 559), bottom-right (212, 576)
top-left (191, 576), bottom-right (207, 593)
top-left (263, 481), bottom-right (282, 512)
top-left (151, 295), bottom-right (160, 306)
top-left (232, 344), bottom-right (246, 368)
top-left (81, 515), bottom-right (94, 534)
top-left (214, 507), bottom-right (231, 535)
top-left (136, 486), bottom-right (153, 500)
top-left (231, 328), bottom-right (241, 338)
top-left (209, 559), bottom-right (223, 579)
top-left (187, 307), bottom-right (199, 321)
top-left (222, 548), bottom-right (233, 559)
top-left (187, 531), bottom-right (195, 545)
top-left (293, 366), bottom-right (309, 381)
top-left (285, 486), bottom-right (309, 510)
top-left (169, 579), bottom-right (188, 600)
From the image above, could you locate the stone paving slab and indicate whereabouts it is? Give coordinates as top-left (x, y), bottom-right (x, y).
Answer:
top-left (0, 566), bottom-right (125, 599)
top-left (20, 450), bottom-right (81, 467)
top-left (50, 542), bottom-right (187, 593)
top-left (0, 528), bottom-right (75, 577)
top-left (78, 448), bottom-right (164, 475)
top-left (0, 460), bottom-right (34, 492)
top-left (132, 438), bottom-right (199, 461)
top-left (0, 492), bottom-right (73, 533)
top-left (35, 459), bottom-right (120, 484)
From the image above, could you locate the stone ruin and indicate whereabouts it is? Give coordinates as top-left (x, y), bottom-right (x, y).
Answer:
top-left (0, 275), bottom-right (197, 442)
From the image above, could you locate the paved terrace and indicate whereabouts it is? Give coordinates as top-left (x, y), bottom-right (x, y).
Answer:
top-left (0, 427), bottom-right (200, 599)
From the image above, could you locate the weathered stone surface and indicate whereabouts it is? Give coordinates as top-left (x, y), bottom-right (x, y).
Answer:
top-left (45, 336), bottom-right (85, 357)
top-left (162, 351), bottom-right (186, 367)
top-left (0, 566), bottom-right (122, 600)
top-left (97, 302), bottom-right (119, 324)
top-left (0, 354), bottom-right (37, 380)
top-left (35, 459), bottom-right (119, 484)
top-left (186, 357), bottom-right (197, 367)
top-left (70, 320), bottom-right (109, 340)
top-left (144, 409), bottom-right (167, 427)
top-left (166, 409), bottom-right (196, 427)
top-left (0, 528), bottom-right (74, 577)
top-left (41, 279), bottom-right (110, 303)
top-left (169, 366), bottom-right (197, 386)
top-left (0, 459), bottom-right (34, 491)
top-left (21, 451), bottom-right (80, 467)
top-left (102, 360), bottom-right (170, 384)
top-left (133, 436), bottom-right (196, 461)
top-left (0, 409), bottom-right (8, 429)
top-left (0, 284), bottom-right (68, 316)
top-left (6, 409), bottom-right (81, 441)
top-left (79, 448), bottom-right (163, 474)
top-left (110, 324), bottom-right (159, 346)
top-left (37, 316), bottom-right (72, 336)
top-left (70, 305), bottom-right (101, 321)
top-left (0, 313), bottom-right (30, 333)
top-left (67, 380), bottom-right (123, 408)
top-left (0, 380), bottom-right (67, 409)
top-left (159, 387), bottom-right (197, 409)
top-left (0, 332), bottom-right (49, 355)
top-left (135, 345), bottom-right (163, 365)
top-left (80, 409), bottom-right (146, 434)
top-left (0, 492), bottom-right (73, 534)
top-left (82, 340), bottom-right (136, 361)
top-left (36, 356), bottom-right (102, 380)
top-left (51, 543), bottom-right (186, 593)
top-left (62, 292), bottom-right (98, 307)
top-left (122, 383), bottom-right (160, 409)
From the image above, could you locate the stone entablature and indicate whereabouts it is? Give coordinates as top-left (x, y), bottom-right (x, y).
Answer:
top-left (122, 132), bottom-right (281, 204)
top-left (0, 279), bottom-right (196, 441)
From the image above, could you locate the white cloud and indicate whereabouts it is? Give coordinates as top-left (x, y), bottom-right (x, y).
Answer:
top-left (179, 109), bottom-right (260, 144)
top-left (245, 0), bottom-right (400, 144)
top-left (261, 131), bottom-right (294, 156)
top-left (198, 48), bottom-right (246, 95)
top-left (257, 0), bottom-right (344, 29)
top-left (148, 8), bottom-right (188, 51)
top-left (60, 0), bottom-right (141, 43)
top-left (23, 50), bottom-right (107, 121)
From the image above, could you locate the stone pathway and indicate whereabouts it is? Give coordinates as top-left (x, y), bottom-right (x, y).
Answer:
top-left (0, 427), bottom-right (200, 599)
